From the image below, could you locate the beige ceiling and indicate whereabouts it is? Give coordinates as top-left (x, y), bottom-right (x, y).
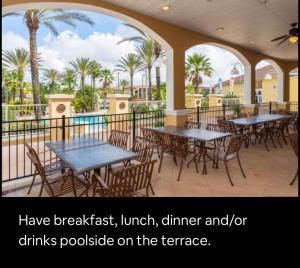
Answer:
top-left (103, 0), bottom-right (298, 61)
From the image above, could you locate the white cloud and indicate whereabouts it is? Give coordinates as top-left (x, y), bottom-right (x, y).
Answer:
top-left (186, 44), bottom-right (243, 85)
top-left (2, 31), bottom-right (28, 51)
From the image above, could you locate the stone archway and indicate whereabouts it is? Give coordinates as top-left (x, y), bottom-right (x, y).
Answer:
top-left (185, 42), bottom-right (252, 104)
top-left (2, 1), bottom-right (176, 109)
top-left (255, 59), bottom-right (284, 102)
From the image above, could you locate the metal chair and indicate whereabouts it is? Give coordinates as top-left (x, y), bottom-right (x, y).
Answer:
top-left (212, 134), bottom-right (246, 186)
top-left (25, 143), bottom-right (66, 196)
top-left (289, 132), bottom-right (298, 185)
top-left (108, 130), bottom-right (130, 149)
top-left (26, 148), bottom-right (89, 197)
top-left (92, 160), bottom-right (157, 197)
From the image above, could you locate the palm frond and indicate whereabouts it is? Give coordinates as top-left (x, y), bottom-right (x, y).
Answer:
top-left (2, 12), bottom-right (22, 17)
top-left (41, 21), bottom-right (59, 36)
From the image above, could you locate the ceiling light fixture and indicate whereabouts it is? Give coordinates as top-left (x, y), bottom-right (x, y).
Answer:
top-left (250, 41), bottom-right (256, 44)
top-left (289, 35), bottom-right (298, 44)
top-left (161, 5), bottom-right (171, 11)
top-left (216, 27), bottom-right (224, 31)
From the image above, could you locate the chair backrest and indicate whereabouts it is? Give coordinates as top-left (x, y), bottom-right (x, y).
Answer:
top-left (206, 123), bottom-right (221, 132)
top-left (225, 114), bottom-right (235, 120)
top-left (226, 135), bottom-right (244, 157)
top-left (185, 121), bottom-right (202, 129)
top-left (26, 149), bottom-right (55, 196)
top-left (109, 130), bottom-right (129, 149)
top-left (222, 120), bottom-right (237, 133)
top-left (132, 136), bottom-right (154, 163)
top-left (170, 135), bottom-right (189, 156)
top-left (289, 132), bottom-right (298, 158)
top-left (101, 160), bottom-right (157, 197)
top-left (141, 128), bottom-right (157, 143)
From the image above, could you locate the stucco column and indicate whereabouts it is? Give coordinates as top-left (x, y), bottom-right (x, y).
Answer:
top-left (283, 70), bottom-right (290, 102)
top-left (250, 65), bottom-right (256, 104)
top-left (165, 48), bottom-right (190, 126)
top-left (48, 94), bottom-right (73, 140)
top-left (107, 94), bottom-right (131, 131)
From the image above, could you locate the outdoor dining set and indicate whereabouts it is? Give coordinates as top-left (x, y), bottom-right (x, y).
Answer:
top-left (25, 110), bottom-right (298, 197)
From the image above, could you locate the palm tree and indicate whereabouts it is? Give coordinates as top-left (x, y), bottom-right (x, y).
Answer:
top-left (120, 79), bottom-right (129, 93)
top-left (117, 23), bottom-right (164, 100)
top-left (2, 48), bottom-right (30, 104)
top-left (69, 57), bottom-right (92, 112)
top-left (42, 69), bottom-right (61, 93)
top-left (61, 68), bottom-right (77, 93)
top-left (115, 53), bottom-right (143, 97)
top-left (100, 69), bottom-right (114, 99)
top-left (5, 9), bottom-right (94, 117)
top-left (2, 71), bottom-right (18, 103)
top-left (135, 40), bottom-right (156, 101)
top-left (185, 53), bottom-right (213, 94)
top-left (88, 61), bottom-right (102, 111)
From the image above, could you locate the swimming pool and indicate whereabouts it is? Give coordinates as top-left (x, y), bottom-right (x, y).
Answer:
top-left (71, 115), bottom-right (107, 129)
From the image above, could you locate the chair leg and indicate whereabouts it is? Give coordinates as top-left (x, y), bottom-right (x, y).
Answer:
top-left (158, 150), bottom-right (164, 173)
top-left (270, 133), bottom-right (277, 148)
top-left (237, 155), bottom-right (246, 178)
top-left (38, 181), bottom-right (44, 197)
top-left (27, 170), bottom-right (37, 194)
top-left (149, 183), bottom-right (155, 195)
top-left (224, 160), bottom-right (234, 186)
top-left (281, 130), bottom-right (288, 145)
top-left (276, 132), bottom-right (282, 148)
top-left (71, 177), bottom-right (77, 197)
top-left (177, 156), bottom-right (184, 181)
top-left (290, 169), bottom-right (298, 185)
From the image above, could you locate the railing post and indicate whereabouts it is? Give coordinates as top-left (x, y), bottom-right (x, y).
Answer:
top-left (269, 101), bottom-right (272, 114)
top-left (222, 104), bottom-right (226, 119)
top-left (132, 110), bottom-right (136, 145)
top-left (62, 115), bottom-right (66, 141)
top-left (197, 106), bottom-right (200, 123)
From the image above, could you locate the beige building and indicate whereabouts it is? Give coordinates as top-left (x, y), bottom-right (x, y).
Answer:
top-left (221, 65), bottom-right (298, 104)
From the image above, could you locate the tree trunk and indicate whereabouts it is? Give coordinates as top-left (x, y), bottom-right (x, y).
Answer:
top-left (148, 66), bottom-right (152, 101)
top-left (92, 77), bottom-right (96, 111)
top-left (19, 72), bottom-right (24, 104)
top-left (130, 74), bottom-right (133, 98)
top-left (81, 75), bottom-right (87, 112)
top-left (29, 28), bottom-right (42, 119)
top-left (155, 66), bottom-right (161, 100)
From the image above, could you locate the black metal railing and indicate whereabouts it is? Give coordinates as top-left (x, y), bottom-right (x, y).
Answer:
top-left (1, 110), bottom-right (165, 183)
top-left (2, 102), bottom-right (298, 183)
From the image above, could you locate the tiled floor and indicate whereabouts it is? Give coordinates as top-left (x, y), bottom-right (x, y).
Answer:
top-left (2, 142), bottom-right (298, 197)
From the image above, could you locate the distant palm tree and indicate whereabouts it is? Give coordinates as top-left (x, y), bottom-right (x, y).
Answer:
top-left (120, 79), bottom-right (129, 93)
top-left (115, 53), bottom-right (143, 97)
top-left (69, 57), bottom-right (92, 112)
top-left (2, 71), bottom-right (18, 103)
top-left (117, 23), bottom-right (164, 100)
top-left (88, 61), bottom-right (102, 111)
top-left (135, 40), bottom-right (156, 101)
top-left (185, 53), bottom-right (213, 94)
top-left (5, 9), bottom-right (94, 117)
top-left (61, 68), bottom-right (77, 93)
top-left (2, 48), bottom-right (30, 104)
top-left (42, 69), bottom-right (61, 93)
top-left (100, 69), bottom-right (114, 99)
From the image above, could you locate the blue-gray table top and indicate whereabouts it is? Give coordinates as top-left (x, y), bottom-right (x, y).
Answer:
top-left (150, 126), bottom-right (231, 142)
top-left (45, 137), bottom-right (138, 174)
top-left (45, 137), bottom-right (107, 153)
top-left (230, 114), bottom-right (291, 126)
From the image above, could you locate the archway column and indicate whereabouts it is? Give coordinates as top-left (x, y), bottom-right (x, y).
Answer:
top-left (165, 48), bottom-right (190, 127)
top-left (250, 65), bottom-right (256, 104)
top-left (283, 70), bottom-right (290, 102)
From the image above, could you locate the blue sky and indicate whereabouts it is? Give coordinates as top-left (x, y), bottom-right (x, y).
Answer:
top-left (2, 9), bottom-right (269, 87)
top-left (2, 11), bottom-right (124, 44)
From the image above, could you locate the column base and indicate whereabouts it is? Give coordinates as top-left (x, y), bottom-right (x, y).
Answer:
top-left (242, 104), bottom-right (259, 116)
top-left (164, 109), bottom-right (190, 127)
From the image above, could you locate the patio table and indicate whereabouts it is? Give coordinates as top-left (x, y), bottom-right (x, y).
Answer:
top-left (149, 126), bottom-right (232, 175)
top-left (45, 137), bottom-right (138, 174)
top-left (229, 114), bottom-right (291, 126)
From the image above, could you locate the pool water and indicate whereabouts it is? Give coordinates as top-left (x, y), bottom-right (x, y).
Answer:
top-left (71, 116), bottom-right (107, 129)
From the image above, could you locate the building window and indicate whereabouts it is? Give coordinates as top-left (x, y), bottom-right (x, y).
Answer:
top-left (256, 90), bottom-right (263, 103)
